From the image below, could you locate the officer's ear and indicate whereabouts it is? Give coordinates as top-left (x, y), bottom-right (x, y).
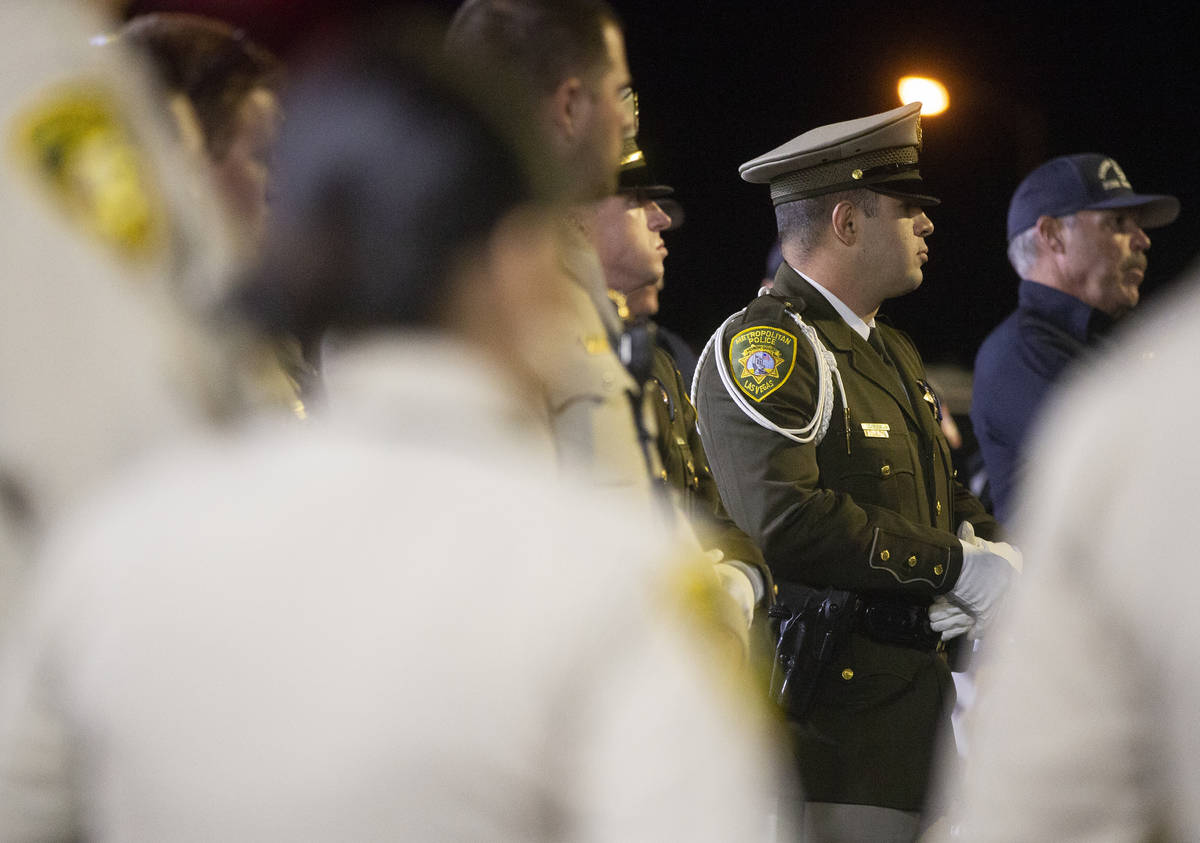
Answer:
top-left (547, 75), bottom-right (589, 147)
top-left (1035, 215), bottom-right (1066, 253)
top-left (831, 200), bottom-right (857, 246)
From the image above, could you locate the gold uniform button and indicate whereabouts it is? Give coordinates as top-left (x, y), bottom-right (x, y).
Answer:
top-left (907, 555), bottom-right (918, 568)
top-left (841, 668), bottom-right (855, 681)
top-left (933, 564), bottom-right (945, 576)
top-left (936, 500), bottom-right (942, 515)
top-left (879, 549), bottom-right (890, 562)
top-left (880, 464), bottom-right (892, 477)
top-left (659, 469), bottom-right (668, 480)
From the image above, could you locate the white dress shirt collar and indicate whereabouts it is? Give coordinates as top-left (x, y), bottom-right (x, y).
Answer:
top-left (792, 265), bottom-right (874, 341)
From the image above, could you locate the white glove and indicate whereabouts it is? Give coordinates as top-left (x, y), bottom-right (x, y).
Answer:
top-left (714, 562), bottom-right (755, 629)
top-left (949, 521), bottom-right (1022, 630)
top-left (928, 596), bottom-right (975, 640)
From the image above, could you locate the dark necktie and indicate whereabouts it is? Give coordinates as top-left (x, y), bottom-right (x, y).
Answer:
top-left (867, 327), bottom-right (888, 359)
top-left (868, 327), bottom-right (913, 406)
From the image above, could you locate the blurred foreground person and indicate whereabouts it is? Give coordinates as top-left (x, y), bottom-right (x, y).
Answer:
top-left (944, 282), bottom-right (1200, 840)
top-left (114, 11), bottom-right (313, 413)
top-left (0, 38), bottom-right (788, 841)
top-left (446, 0), bottom-right (654, 500)
top-left (116, 12), bottom-right (283, 263)
top-left (0, 0), bottom-right (240, 619)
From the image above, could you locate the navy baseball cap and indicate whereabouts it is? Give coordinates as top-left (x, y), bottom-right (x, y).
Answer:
top-left (1006, 153), bottom-right (1179, 242)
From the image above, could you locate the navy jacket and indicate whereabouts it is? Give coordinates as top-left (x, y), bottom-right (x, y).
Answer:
top-left (971, 280), bottom-right (1113, 522)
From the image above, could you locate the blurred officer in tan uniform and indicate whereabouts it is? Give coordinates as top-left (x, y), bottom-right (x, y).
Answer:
top-left (0, 0), bottom-right (243, 619)
top-left (446, 0), bottom-right (654, 502)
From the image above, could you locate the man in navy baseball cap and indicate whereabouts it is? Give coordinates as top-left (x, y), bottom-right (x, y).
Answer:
top-left (1005, 153), bottom-right (1179, 243)
top-left (973, 153), bottom-right (1180, 521)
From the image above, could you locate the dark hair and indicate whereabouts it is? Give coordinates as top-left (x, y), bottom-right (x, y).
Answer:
top-left (446, 0), bottom-right (621, 93)
top-left (776, 188), bottom-right (878, 257)
top-left (119, 12), bottom-right (283, 160)
top-left (236, 32), bottom-right (546, 345)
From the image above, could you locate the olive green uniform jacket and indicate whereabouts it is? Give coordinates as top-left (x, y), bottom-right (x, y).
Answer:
top-left (647, 342), bottom-right (771, 593)
top-left (693, 264), bottom-right (997, 812)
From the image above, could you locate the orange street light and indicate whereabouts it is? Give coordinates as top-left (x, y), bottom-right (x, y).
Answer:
top-left (898, 76), bottom-right (949, 116)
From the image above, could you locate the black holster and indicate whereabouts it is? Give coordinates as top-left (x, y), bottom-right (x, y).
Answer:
top-left (767, 584), bottom-right (861, 720)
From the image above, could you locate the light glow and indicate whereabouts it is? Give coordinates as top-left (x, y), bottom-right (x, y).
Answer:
top-left (898, 77), bottom-right (949, 116)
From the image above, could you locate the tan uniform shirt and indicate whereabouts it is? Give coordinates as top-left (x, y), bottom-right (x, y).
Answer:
top-left (543, 223), bottom-right (656, 503)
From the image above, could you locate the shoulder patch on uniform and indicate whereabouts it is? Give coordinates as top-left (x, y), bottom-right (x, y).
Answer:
top-left (9, 83), bottom-right (164, 262)
top-left (728, 325), bottom-right (797, 402)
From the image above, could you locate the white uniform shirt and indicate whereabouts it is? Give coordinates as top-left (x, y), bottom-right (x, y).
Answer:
top-left (0, 0), bottom-right (242, 620)
top-left (946, 284), bottom-right (1200, 840)
top-left (0, 337), bottom-right (790, 842)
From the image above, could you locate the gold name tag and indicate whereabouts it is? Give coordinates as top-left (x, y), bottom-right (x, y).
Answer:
top-left (861, 423), bottom-right (890, 438)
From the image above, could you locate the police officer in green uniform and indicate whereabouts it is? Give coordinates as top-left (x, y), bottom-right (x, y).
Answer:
top-left (692, 103), bottom-right (1022, 840)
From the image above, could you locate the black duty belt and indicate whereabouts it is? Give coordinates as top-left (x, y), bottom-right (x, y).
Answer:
top-left (857, 597), bottom-right (943, 652)
top-left (766, 583), bottom-right (943, 720)
top-left (773, 582), bottom-right (941, 653)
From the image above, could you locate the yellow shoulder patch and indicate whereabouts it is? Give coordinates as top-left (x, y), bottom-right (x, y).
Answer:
top-left (728, 325), bottom-right (797, 402)
top-left (10, 84), bottom-right (164, 262)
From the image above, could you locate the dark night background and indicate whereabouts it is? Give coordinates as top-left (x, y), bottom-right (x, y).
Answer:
top-left (126, 0), bottom-right (1200, 371)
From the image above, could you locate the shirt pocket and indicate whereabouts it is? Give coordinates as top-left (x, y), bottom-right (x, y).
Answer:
top-left (824, 437), bottom-right (920, 515)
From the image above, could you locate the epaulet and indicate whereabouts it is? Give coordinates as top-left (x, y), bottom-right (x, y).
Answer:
top-left (741, 290), bottom-right (806, 326)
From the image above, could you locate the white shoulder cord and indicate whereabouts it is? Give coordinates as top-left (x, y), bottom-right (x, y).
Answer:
top-left (691, 291), bottom-right (850, 450)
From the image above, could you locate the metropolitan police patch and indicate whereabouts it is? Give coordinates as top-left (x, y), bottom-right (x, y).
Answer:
top-left (729, 325), bottom-right (797, 402)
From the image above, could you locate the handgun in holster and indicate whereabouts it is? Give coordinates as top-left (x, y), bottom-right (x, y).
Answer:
top-left (766, 583), bottom-right (862, 720)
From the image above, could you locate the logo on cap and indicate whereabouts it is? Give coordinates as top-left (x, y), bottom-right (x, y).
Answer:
top-left (1098, 158), bottom-right (1131, 192)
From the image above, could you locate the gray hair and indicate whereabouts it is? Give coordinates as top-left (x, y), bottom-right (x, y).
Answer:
top-left (1006, 226), bottom-right (1039, 277)
top-left (1007, 215), bottom-right (1076, 276)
